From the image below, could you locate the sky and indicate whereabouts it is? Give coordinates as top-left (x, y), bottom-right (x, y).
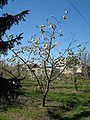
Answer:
top-left (0, 0), bottom-right (90, 58)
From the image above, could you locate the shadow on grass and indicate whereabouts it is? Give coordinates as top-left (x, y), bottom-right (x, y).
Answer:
top-left (47, 106), bottom-right (66, 120)
top-left (79, 89), bottom-right (90, 93)
top-left (0, 100), bottom-right (24, 112)
top-left (47, 110), bottom-right (65, 120)
top-left (69, 111), bottom-right (90, 120)
top-left (47, 106), bottom-right (90, 120)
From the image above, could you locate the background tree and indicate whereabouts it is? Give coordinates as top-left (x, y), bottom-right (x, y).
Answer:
top-left (78, 44), bottom-right (88, 79)
top-left (0, 0), bottom-right (10, 9)
top-left (0, 0), bottom-right (29, 102)
top-left (0, 0), bottom-right (29, 55)
top-left (87, 53), bottom-right (90, 76)
top-left (66, 48), bottom-right (81, 91)
top-left (66, 43), bottom-right (89, 91)
top-left (87, 53), bottom-right (90, 66)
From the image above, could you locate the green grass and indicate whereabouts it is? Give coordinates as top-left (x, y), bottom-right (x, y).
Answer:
top-left (0, 77), bottom-right (90, 120)
top-left (0, 115), bottom-right (8, 120)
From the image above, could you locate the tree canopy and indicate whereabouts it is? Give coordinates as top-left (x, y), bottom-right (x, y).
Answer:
top-left (0, 0), bottom-right (29, 54)
top-left (0, 0), bottom-right (9, 8)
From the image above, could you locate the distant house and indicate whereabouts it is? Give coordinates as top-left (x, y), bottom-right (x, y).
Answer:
top-left (55, 55), bottom-right (83, 75)
top-left (1, 52), bottom-right (84, 78)
top-left (18, 57), bottom-right (83, 77)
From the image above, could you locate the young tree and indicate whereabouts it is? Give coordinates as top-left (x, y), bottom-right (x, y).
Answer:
top-left (87, 53), bottom-right (90, 66)
top-left (66, 43), bottom-right (88, 91)
top-left (66, 49), bottom-right (81, 91)
top-left (82, 49), bottom-right (88, 78)
top-left (78, 44), bottom-right (88, 79)
top-left (87, 53), bottom-right (90, 76)
top-left (10, 11), bottom-right (76, 107)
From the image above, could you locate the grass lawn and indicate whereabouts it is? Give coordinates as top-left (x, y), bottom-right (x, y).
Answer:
top-left (0, 77), bottom-right (90, 120)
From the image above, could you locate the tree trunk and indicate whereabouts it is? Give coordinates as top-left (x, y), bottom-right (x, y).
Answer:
top-left (74, 78), bottom-right (78, 91)
top-left (42, 79), bottom-right (50, 107)
top-left (42, 96), bottom-right (46, 107)
top-left (42, 87), bottom-right (49, 107)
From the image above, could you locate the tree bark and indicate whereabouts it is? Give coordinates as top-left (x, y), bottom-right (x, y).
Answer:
top-left (42, 95), bottom-right (46, 107)
top-left (74, 78), bottom-right (78, 91)
top-left (42, 83), bottom-right (50, 107)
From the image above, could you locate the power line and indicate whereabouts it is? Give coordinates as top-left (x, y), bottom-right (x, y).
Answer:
top-left (67, 0), bottom-right (90, 27)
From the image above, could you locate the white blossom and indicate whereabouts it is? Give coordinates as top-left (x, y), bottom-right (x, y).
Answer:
top-left (63, 15), bottom-right (66, 20)
top-left (11, 48), bottom-right (14, 50)
top-left (50, 24), bottom-right (53, 28)
top-left (60, 30), bottom-right (62, 33)
top-left (65, 11), bottom-right (68, 14)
